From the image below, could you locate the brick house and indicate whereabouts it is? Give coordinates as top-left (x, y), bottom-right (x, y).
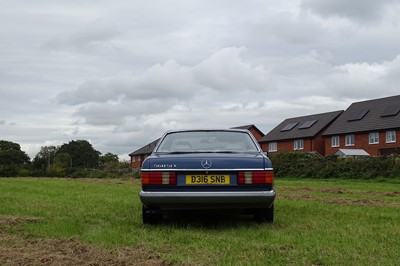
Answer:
top-left (231, 124), bottom-right (264, 141)
top-left (323, 95), bottom-right (400, 156)
top-left (129, 138), bottom-right (160, 169)
top-left (259, 110), bottom-right (343, 156)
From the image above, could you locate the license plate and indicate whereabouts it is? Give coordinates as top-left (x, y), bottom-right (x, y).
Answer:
top-left (186, 175), bottom-right (230, 185)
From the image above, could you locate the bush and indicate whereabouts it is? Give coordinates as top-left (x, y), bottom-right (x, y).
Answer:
top-left (270, 152), bottom-right (400, 179)
top-left (0, 164), bottom-right (18, 177)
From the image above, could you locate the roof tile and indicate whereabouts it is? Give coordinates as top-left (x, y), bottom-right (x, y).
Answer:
top-left (323, 95), bottom-right (400, 136)
top-left (260, 110), bottom-right (343, 142)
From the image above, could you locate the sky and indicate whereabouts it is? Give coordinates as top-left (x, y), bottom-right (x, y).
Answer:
top-left (1, 0), bottom-right (400, 160)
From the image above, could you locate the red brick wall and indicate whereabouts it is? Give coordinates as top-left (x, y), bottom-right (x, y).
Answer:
top-left (261, 138), bottom-right (314, 154)
top-left (313, 133), bottom-right (325, 155)
top-left (248, 128), bottom-right (263, 141)
top-left (130, 154), bottom-right (150, 169)
top-left (130, 155), bottom-right (141, 169)
top-left (324, 130), bottom-right (400, 156)
top-left (260, 133), bottom-right (327, 155)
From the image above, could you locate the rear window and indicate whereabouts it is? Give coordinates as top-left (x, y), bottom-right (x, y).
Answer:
top-left (156, 131), bottom-right (259, 153)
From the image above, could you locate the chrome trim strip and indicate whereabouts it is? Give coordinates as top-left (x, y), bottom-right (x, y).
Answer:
top-left (141, 168), bottom-right (273, 172)
top-left (139, 190), bottom-right (276, 207)
top-left (140, 190), bottom-right (276, 197)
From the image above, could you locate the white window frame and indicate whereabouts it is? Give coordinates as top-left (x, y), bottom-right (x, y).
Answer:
top-left (369, 132), bottom-right (379, 144)
top-left (345, 134), bottom-right (355, 146)
top-left (386, 130), bottom-right (396, 143)
top-left (268, 142), bottom-right (277, 152)
top-left (331, 136), bottom-right (339, 147)
top-left (294, 139), bottom-right (304, 150)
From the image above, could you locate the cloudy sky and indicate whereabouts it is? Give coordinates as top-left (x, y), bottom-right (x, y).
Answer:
top-left (1, 0), bottom-right (400, 160)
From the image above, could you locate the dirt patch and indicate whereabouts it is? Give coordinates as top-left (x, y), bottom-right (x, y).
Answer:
top-left (0, 215), bottom-right (169, 266)
top-left (279, 186), bottom-right (400, 197)
top-left (279, 194), bottom-right (400, 207)
top-left (382, 191), bottom-right (400, 197)
top-left (278, 185), bottom-right (400, 207)
top-left (0, 215), bottom-right (43, 228)
top-left (0, 237), bottom-right (168, 266)
top-left (317, 198), bottom-right (384, 207)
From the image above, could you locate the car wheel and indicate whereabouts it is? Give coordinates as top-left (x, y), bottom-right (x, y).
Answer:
top-left (142, 205), bottom-right (162, 225)
top-left (254, 204), bottom-right (274, 223)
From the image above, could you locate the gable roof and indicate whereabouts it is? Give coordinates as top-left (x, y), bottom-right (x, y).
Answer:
top-left (260, 110), bottom-right (343, 142)
top-left (334, 149), bottom-right (370, 156)
top-left (323, 95), bottom-right (400, 136)
top-left (231, 124), bottom-right (264, 137)
top-left (129, 138), bottom-right (160, 156)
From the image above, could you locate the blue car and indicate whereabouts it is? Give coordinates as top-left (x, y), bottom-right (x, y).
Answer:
top-left (139, 129), bottom-right (276, 224)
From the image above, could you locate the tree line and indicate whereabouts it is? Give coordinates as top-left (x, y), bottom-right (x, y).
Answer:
top-left (0, 139), bottom-right (131, 178)
top-left (3, 139), bottom-right (400, 179)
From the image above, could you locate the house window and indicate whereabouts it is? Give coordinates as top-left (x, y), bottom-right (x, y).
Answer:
top-left (331, 136), bottom-right (339, 147)
top-left (345, 134), bottom-right (355, 146)
top-left (386, 130), bottom-right (396, 143)
top-left (268, 142), bottom-right (277, 152)
top-left (369, 132), bottom-right (379, 144)
top-left (132, 156), bottom-right (136, 162)
top-left (294, 139), bottom-right (304, 150)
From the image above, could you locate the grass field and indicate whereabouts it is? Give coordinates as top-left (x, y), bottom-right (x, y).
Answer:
top-left (0, 177), bottom-right (399, 265)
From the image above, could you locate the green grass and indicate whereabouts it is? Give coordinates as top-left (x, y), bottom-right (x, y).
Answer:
top-left (0, 177), bottom-right (399, 265)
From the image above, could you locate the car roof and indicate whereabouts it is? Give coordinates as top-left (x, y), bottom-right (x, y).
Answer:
top-left (154, 129), bottom-right (262, 153)
top-left (163, 129), bottom-right (249, 133)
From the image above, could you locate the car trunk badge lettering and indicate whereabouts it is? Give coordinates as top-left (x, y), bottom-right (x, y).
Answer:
top-left (201, 159), bottom-right (212, 169)
top-left (154, 164), bottom-right (177, 168)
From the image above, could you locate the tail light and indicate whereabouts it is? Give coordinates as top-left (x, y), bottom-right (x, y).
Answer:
top-left (238, 171), bottom-right (274, 184)
top-left (141, 171), bottom-right (177, 185)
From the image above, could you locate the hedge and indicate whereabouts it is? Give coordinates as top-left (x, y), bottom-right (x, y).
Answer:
top-left (270, 152), bottom-right (400, 179)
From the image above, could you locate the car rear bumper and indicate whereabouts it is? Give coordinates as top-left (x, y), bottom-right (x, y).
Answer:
top-left (139, 190), bottom-right (276, 210)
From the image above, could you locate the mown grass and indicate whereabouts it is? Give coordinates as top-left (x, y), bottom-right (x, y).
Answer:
top-left (0, 177), bottom-right (399, 265)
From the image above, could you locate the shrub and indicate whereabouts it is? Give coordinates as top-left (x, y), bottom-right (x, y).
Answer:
top-left (269, 152), bottom-right (400, 179)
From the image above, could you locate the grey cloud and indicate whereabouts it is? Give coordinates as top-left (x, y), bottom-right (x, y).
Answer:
top-left (57, 79), bottom-right (113, 105)
top-left (324, 57), bottom-right (400, 98)
top-left (74, 98), bottom-right (178, 126)
top-left (3, 0), bottom-right (400, 160)
top-left (193, 47), bottom-right (271, 92)
top-left (74, 103), bottom-right (129, 126)
top-left (57, 60), bottom-right (198, 105)
top-left (245, 5), bottom-right (400, 65)
top-left (42, 20), bottom-right (121, 51)
top-left (56, 47), bottom-right (273, 108)
top-left (301, 0), bottom-right (397, 22)
top-left (118, 60), bottom-right (198, 100)
top-left (384, 55), bottom-right (400, 84)
top-left (0, 120), bottom-right (5, 125)
top-left (262, 12), bottom-right (324, 44)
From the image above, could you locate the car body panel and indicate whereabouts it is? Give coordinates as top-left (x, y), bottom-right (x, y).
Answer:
top-left (139, 190), bottom-right (275, 210)
top-left (142, 153), bottom-right (271, 171)
top-left (139, 129), bottom-right (275, 223)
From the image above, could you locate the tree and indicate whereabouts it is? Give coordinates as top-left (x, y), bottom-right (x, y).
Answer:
top-left (99, 152), bottom-right (119, 170)
top-left (56, 140), bottom-right (100, 169)
top-left (32, 145), bottom-right (59, 172)
top-left (0, 140), bottom-right (30, 176)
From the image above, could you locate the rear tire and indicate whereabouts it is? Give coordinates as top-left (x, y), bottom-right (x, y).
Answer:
top-left (142, 205), bottom-right (162, 225)
top-left (254, 204), bottom-right (274, 223)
